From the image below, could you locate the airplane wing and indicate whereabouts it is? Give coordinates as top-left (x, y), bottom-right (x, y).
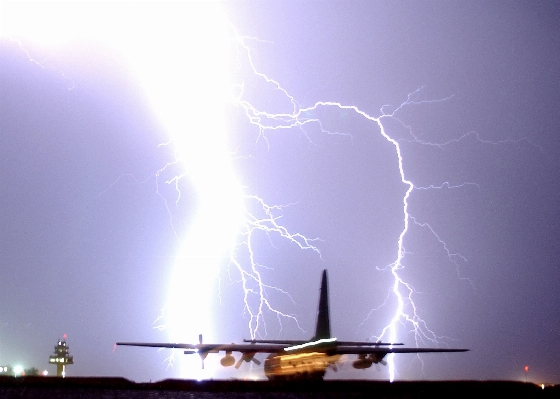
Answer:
top-left (116, 342), bottom-right (290, 354)
top-left (332, 345), bottom-right (469, 355)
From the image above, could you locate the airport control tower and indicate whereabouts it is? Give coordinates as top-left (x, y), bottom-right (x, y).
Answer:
top-left (49, 336), bottom-right (73, 377)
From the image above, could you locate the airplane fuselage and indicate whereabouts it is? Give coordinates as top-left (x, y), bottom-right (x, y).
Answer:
top-left (264, 351), bottom-right (341, 381)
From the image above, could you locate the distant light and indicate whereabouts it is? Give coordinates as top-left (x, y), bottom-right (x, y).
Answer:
top-left (42, 370), bottom-right (48, 376)
top-left (541, 384), bottom-right (545, 390)
top-left (13, 365), bottom-right (23, 376)
top-left (524, 365), bottom-right (529, 372)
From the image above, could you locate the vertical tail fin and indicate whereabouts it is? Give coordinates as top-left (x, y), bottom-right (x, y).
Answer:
top-left (313, 269), bottom-right (331, 340)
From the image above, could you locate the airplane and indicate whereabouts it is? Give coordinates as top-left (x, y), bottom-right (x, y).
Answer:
top-left (117, 270), bottom-right (468, 381)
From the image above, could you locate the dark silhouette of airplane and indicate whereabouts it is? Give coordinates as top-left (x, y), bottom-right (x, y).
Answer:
top-left (117, 270), bottom-right (468, 380)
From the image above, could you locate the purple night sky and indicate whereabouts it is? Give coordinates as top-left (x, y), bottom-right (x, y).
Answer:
top-left (1, 1), bottom-right (559, 383)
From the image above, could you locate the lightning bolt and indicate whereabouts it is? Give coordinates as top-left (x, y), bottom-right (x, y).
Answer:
top-left (1, 2), bottom-right (323, 378)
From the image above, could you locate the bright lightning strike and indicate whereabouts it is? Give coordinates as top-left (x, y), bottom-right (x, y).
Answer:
top-left (0, 1), bottom-right (322, 378)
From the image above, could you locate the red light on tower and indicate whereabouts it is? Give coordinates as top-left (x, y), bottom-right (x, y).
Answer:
top-left (524, 365), bottom-right (529, 372)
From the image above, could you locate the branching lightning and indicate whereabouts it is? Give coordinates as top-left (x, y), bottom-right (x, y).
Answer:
top-left (229, 47), bottom-right (472, 381)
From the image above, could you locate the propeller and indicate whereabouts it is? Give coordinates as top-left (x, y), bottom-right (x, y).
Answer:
top-left (329, 357), bottom-right (345, 372)
top-left (198, 334), bottom-right (206, 369)
top-left (374, 359), bottom-right (387, 372)
top-left (235, 353), bottom-right (260, 369)
top-left (184, 334), bottom-right (211, 369)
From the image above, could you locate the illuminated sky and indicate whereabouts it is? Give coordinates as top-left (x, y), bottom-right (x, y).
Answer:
top-left (1, 1), bottom-right (559, 383)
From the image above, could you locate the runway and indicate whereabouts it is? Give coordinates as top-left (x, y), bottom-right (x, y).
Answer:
top-left (0, 376), bottom-right (556, 398)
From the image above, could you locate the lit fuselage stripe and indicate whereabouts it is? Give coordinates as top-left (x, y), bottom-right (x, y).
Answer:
top-left (283, 337), bottom-right (337, 352)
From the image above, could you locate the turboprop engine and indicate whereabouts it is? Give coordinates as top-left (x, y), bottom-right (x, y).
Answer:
top-left (352, 353), bottom-right (387, 369)
top-left (352, 355), bottom-right (373, 369)
top-left (220, 352), bottom-right (235, 367)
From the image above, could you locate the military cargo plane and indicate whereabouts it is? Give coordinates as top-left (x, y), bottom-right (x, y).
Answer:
top-left (117, 270), bottom-right (468, 380)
